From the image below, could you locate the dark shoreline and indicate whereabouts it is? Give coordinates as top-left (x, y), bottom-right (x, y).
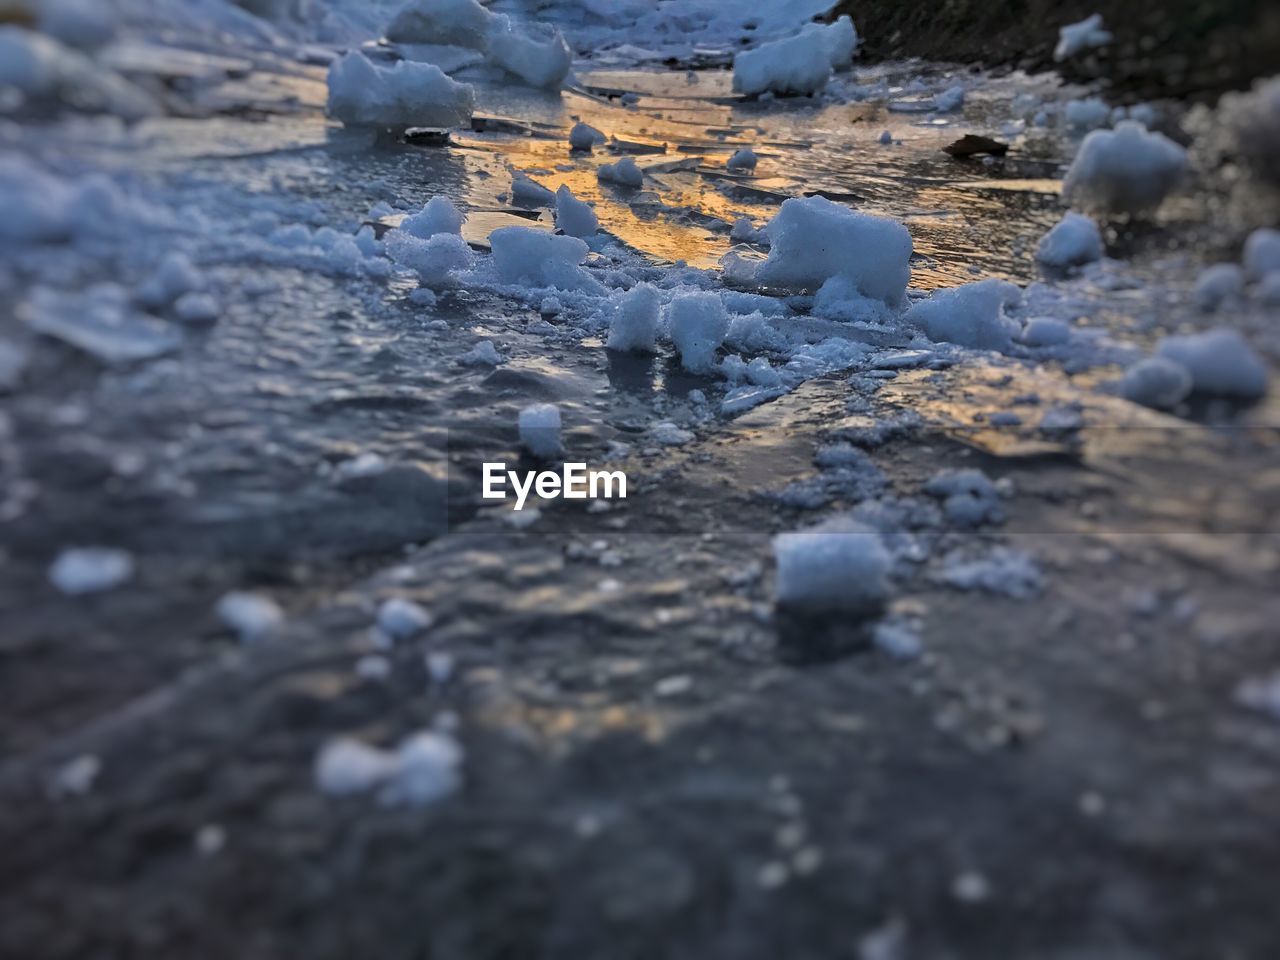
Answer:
top-left (836, 0), bottom-right (1280, 102)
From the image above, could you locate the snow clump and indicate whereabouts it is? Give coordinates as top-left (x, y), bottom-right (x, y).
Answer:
top-left (1217, 75), bottom-right (1280, 184)
top-left (607, 283), bottom-right (660, 353)
top-left (457, 339), bottom-right (502, 366)
top-left (773, 517), bottom-right (890, 618)
top-left (752, 196), bottom-right (912, 304)
top-left (1156, 329), bottom-right (1269, 399)
top-left (511, 174), bottom-right (555, 207)
top-left (597, 156), bottom-right (644, 188)
top-left (569, 121), bottom-right (605, 151)
top-left (377, 598), bottom-right (433, 640)
top-left (1035, 212), bottom-right (1103, 268)
top-left (385, 0), bottom-right (492, 48)
top-left (326, 52), bottom-right (475, 128)
top-left (387, 231), bottom-right (474, 288)
top-left (38, 0), bottom-right (115, 51)
top-left (1017, 316), bottom-right (1072, 347)
top-left (1120, 357), bottom-right (1193, 409)
top-left (924, 468), bottom-right (1005, 528)
top-left (1244, 228), bottom-right (1280, 280)
top-left (1192, 264), bottom-right (1245, 311)
top-left (487, 16), bottom-right (573, 89)
top-left (1064, 97), bottom-right (1111, 133)
top-left (49, 547), bottom-right (134, 595)
top-left (732, 17), bottom-right (857, 97)
top-left (906, 279), bottom-right (1022, 350)
top-left (519, 403), bottom-right (562, 459)
top-left (727, 147), bottom-right (758, 171)
top-left (554, 185), bottom-right (598, 238)
top-left (1062, 121), bottom-right (1187, 216)
top-left (137, 252), bottom-right (205, 309)
top-left (385, 0), bottom-right (571, 89)
top-left (667, 291), bottom-right (729, 373)
top-left (315, 730), bottom-right (462, 806)
top-left (215, 591), bottom-right (284, 644)
top-left (489, 227), bottom-right (601, 291)
top-left (402, 196), bottom-right (464, 238)
top-left (1054, 14), bottom-right (1112, 61)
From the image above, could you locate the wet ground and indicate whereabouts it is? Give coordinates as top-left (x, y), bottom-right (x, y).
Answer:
top-left (3, 37), bottom-right (1280, 960)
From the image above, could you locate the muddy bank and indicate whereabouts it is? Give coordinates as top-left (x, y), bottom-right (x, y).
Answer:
top-left (837, 0), bottom-right (1280, 101)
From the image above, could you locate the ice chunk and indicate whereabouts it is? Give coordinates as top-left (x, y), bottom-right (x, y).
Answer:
top-left (554, 184), bottom-right (598, 238)
top-left (457, 339), bottom-right (502, 366)
top-left (1156, 329), bottom-right (1268, 399)
top-left (1192, 264), bottom-right (1245, 311)
top-left (1035, 212), bottom-right (1103, 268)
top-left (906, 279), bottom-right (1021, 350)
top-left (1120, 357), bottom-right (1192, 409)
top-left (1018, 316), bottom-right (1071, 347)
top-left (49, 547), bottom-right (134, 595)
top-left (773, 517), bottom-right (890, 618)
top-left (924, 468), bottom-right (1004, 528)
top-left (511, 174), bottom-right (555, 207)
top-left (1063, 121), bottom-right (1187, 216)
top-left (1217, 75), bottom-right (1280, 184)
top-left (489, 226), bottom-right (599, 291)
top-left (326, 52), bottom-right (474, 128)
top-left (878, 130), bottom-right (893, 145)
top-left (1064, 97), bottom-right (1111, 133)
top-left (754, 196), bottom-right (912, 303)
top-left (487, 15), bottom-right (572, 89)
top-left (387, 231), bottom-right (474, 288)
top-left (519, 402), bottom-right (562, 459)
top-left (1244, 227), bottom-right (1280, 280)
top-left (1055, 14), bottom-right (1112, 60)
top-left (933, 85), bottom-right (965, 113)
top-left (216, 591), bottom-right (284, 644)
top-left (402, 196), bottom-right (464, 238)
top-left (667, 291), bottom-right (728, 373)
top-left (569, 121), bottom-right (605, 151)
top-left (377, 597), bottom-right (433, 639)
top-left (733, 19), bottom-right (856, 97)
top-left (727, 147), bottom-right (758, 171)
top-left (597, 156), bottom-right (644, 188)
top-left (385, 0), bottom-right (492, 48)
top-left (606, 282), bottom-right (660, 353)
